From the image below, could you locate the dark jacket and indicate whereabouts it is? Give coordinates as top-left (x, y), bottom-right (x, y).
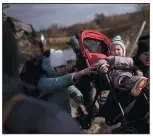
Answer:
top-left (133, 55), bottom-right (149, 78)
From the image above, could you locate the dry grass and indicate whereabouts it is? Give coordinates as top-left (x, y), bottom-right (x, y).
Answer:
top-left (45, 42), bottom-right (70, 50)
top-left (48, 37), bottom-right (71, 43)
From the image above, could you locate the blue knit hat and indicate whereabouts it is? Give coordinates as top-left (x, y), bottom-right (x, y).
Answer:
top-left (110, 35), bottom-right (126, 56)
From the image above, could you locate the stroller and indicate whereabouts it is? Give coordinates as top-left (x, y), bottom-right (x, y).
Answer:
top-left (67, 30), bottom-right (110, 70)
top-left (67, 30), bottom-right (149, 133)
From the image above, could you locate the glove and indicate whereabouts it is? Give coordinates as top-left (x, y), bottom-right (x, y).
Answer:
top-left (70, 92), bottom-right (83, 105)
top-left (135, 70), bottom-right (143, 76)
top-left (99, 63), bottom-right (109, 73)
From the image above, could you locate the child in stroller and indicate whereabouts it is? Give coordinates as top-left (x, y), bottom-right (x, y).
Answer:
top-left (97, 35), bottom-right (148, 97)
top-left (67, 31), bottom-right (149, 132)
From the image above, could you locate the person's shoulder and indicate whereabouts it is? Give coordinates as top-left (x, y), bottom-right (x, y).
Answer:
top-left (114, 56), bottom-right (133, 63)
top-left (132, 56), bottom-right (139, 65)
top-left (116, 56), bottom-right (132, 59)
top-left (132, 55), bottom-right (137, 61)
top-left (42, 57), bottom-right (55, 76)
top-left (125, 56), bottom-right (133, 60)
top-left (42, 57), bottom-right (50, 66)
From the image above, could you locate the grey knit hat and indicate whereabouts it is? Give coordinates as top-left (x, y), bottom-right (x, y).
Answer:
top-left (110, 35), bottom-right (126, 56)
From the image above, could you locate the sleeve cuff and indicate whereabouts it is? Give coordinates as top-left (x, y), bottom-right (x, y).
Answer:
top-left (71, 73), bottom-right (78, 84)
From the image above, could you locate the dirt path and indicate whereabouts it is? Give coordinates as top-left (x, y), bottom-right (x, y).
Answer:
top-left (70, 99), bottom-right (120, 134)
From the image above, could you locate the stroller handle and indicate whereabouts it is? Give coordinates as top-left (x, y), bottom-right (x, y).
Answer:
top-left (110, 65), bottom-right (138, 71)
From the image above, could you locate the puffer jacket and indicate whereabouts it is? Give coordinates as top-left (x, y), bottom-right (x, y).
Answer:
top-left (98, 56), bottom-right (133, 69)
top-left (97, 56), bottom-right (134, 88)
top-left (37, 57), bottom-right (82, 114)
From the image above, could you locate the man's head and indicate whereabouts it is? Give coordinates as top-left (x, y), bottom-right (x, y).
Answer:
top-left (110, 35), bottom-right (126, 57)
top-left (137, 40), bottom-right (149, 67)
top-left (49, 49), bottom-right (67, 75)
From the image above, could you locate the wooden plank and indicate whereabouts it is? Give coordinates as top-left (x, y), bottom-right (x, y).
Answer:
top-left (128, 21), bottom-right (146, 57)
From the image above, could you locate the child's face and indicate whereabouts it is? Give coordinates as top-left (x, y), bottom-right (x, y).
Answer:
top-left (110, 45), bottom-right (123, 56)
top-left (54, 65), bottom-right (67, 74)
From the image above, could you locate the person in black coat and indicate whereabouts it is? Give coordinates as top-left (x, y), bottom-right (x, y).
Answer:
top-left (133, 35), bottom-right (149, 78)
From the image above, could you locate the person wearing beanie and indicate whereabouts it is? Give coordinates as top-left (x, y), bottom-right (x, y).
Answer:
top-left (137, 40), bottom-right (149, 56)
top-left (49, 49), bottom-right (67, 75)
top-left (37, 49), bottom-right (98, 114)
top-left (132, 37), bottom-right (149, 133)
top-left (139, 34), bottom-right (149, 41)
top-left (97, 35), bottom-right (148, 97)
top-left (133, 39), bottom-right (149, 78)
top-left (110, 35), bottom-right (126, 56)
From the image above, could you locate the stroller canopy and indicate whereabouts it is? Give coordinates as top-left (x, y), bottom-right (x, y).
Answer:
top-left (79, 30), bottom-right (111, 66)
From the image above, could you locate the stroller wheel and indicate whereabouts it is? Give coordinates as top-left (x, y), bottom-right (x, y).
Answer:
top-left (122, 120), bottom-right (149, 134)
top-left (112, 126), bottom-right (138, 134)
top-left (122, 127), bottom-right (138, 134)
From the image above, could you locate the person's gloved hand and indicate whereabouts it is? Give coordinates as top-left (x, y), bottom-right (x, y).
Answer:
top-left (135, 70), bottom-right (143, 76)
top-left (70, 92), bottom-right (83, 105)
top-left (99, 63), bottom-right (109, 73)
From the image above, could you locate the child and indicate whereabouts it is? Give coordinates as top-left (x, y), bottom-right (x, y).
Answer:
top-left (97, 36), bottom-right (148, 97)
